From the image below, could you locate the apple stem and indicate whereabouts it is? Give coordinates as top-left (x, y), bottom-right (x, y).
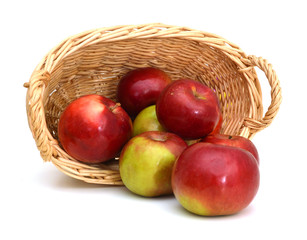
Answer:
top-left (110, 103), bottom-right (121, 112)
top-left (228, 135), bottom-right (233, 139)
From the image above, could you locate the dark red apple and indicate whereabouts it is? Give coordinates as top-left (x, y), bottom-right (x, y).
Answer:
top-left (156, 79), bottom-right (221, 139)
top-left (58, 94), bottom-right (132, 163)
top-left (172, 142), bottom-right (260, 216)
top-left (202, 134), bottom-right (259, 164)
top-left (117, 67), bottom-right (172, 118)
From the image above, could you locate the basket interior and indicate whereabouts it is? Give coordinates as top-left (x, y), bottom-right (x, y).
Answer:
top-left (43, 37), bottom-right (251, 141)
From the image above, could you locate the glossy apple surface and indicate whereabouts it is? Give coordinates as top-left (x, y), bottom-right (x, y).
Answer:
top-left (210, 112), bottom-right (223, 135)
top-left (156, 79), bottom-right (221, 139)
top-left (172, 142), bottom-right (260, 216)
top-left (58, 94), bottom-right (133, 163)
top-left (117, 67), bottom-right (172, 118)
top-left (132, 105), bottom-right (165, 136)
top-left (119, 131), bottom-right (187, 197)
top-left (202, 134), bottom-right (259, 164)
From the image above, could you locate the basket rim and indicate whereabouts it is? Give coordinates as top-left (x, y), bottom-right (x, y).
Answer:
top-left (32, 23), bottom-right (254, 74)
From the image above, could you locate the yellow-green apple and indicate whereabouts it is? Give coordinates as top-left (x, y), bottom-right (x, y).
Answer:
top-left (202, 134), bottom-right (259, 164)
top-left (132, 105), bottom-right (166, 136)
top-left (117, 67), bottom-right (172, 118)
top-left (58, 94), bottom-right (132, 163)
top-left (172, 142), bottom-right (260, 216)
top-left (156, 79), bottom-right (221, 139)
top-left (119, 131), bottom-right (187, 197)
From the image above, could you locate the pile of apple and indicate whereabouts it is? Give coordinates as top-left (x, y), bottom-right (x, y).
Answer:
top-left (58, 67), bottom-right (260, 216)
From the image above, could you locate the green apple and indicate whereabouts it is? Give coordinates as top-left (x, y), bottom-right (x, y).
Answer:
top-left (119, 131), bottom-right (188, 197)
top-left (132, 105), bottom-right (165, 136)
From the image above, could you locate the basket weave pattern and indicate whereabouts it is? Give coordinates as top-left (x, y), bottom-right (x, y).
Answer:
top-left (24, 23), bottom-right (282, 185)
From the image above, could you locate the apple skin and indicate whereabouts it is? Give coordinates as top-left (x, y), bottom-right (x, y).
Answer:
top-left (58, 94), bottom-right (133, 163)
top-left (210, 112), bottom-right (223, 135)
top-left (156, 79), bottom-right (221, 139)
top-left (172, 142), bottom-right (260, 216)
top-left (132, 105), bottom-right (166, 136)
top-left (117, 67), bottom-right (172, 118)
top-left (202, 134), bottom-right (259, 164)
top-left (119, 131), bottom-right (188, 197)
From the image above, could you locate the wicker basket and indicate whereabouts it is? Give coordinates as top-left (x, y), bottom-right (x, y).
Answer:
top-left (24, 23), bottom-right (282, 185)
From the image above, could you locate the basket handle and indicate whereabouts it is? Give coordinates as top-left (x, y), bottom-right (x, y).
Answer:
top-left (24, 70), bottom-right (58, 162)
top-left (242, 55), bottom-right (282, 133)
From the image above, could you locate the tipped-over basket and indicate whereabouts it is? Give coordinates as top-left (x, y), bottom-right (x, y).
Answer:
top-left (24, 23), bottom-right (282, 185)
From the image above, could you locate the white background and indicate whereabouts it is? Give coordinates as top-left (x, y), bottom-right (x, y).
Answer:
top-left (1, 0), bottom-right (306, 239)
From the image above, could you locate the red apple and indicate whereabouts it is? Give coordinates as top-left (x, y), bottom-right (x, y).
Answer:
top-left (117, 67), bottom-right (172, 118)
top-left (156, 79), bottom-right (222, 139)
top-left (58, 94), bottom-right (132, 163)
top-left (119, 131), bottom-right (187, 197)
top-left (202, 134), bottom-right (259, 164)
top-left (172, 142), bottom-right (260, 216)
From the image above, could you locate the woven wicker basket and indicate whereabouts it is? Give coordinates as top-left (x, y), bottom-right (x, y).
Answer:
top-left (24, 23), bottom-right (282, 185)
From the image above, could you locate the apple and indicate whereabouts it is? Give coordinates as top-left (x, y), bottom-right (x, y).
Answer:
top-left (119, 131), bottom-right (188, 197)
top-left (202, 134), bottom-right (259, 164)
top-left (58, 94), bottom-right (133, 163)
top-left (132, 105), bottom-right (166, 136)
top-left (117, 67), bottom-right (172, 118)
top-left (156, 79), bottom-right (221, 139)
top-left (172, 142), bottom-right (260, 216)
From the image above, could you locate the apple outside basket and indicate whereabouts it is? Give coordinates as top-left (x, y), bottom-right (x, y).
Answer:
top-left (24, 23), bottom-right (282, 185)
